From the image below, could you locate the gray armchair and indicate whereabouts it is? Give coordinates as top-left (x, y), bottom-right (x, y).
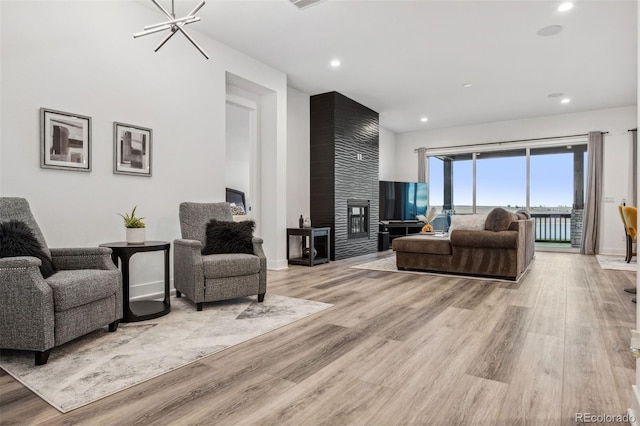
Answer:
top-left (174, 202), bottom-right (266, 311)
top-left (0, 198), bottom-right (122, 365)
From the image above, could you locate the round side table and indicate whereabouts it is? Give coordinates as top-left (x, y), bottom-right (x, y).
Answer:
top-left (100, 241), bottom-right (171, 322)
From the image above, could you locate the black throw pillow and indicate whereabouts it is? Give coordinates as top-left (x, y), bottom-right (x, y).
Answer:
top-left (203, 219), bottom-right (255, 255)
top-left (0, 220), bottom-right (57, 278)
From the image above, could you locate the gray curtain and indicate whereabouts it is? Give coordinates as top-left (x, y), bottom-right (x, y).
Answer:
top-left (580, 131), bottom-right (604, 255)
top-left (417, 147), bottom-right (427, 183)
top-left (633, 130), bottom-right (637, 206)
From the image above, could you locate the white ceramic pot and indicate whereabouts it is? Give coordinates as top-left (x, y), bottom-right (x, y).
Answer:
top-left (126, 228), bottom-right (145, 244)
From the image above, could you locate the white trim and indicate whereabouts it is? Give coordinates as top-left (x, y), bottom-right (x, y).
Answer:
top-left (629, 385), bottom-right (640, 426)
top-left (599, 247), bottom-right (627, 256)
top-left (423, 135), bottom-right (588, 157)
top-left (226, 94), bottom-right (257, 111)
top-left (129, 280), bottom-right (172, 301)
top-left (268, 259), bottom-right (289, 270)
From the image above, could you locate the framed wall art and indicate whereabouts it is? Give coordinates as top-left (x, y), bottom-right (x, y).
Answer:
top-left (40, 108), bottom-right (91, 172)
top-left (113, 122), bottom-right (152, 177)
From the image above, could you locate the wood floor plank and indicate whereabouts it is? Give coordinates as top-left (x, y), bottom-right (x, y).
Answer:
top-left (467, 305), bottom-right (531, 383)
top-left (562, 323), bottom-right (624, 422)
top-left (497, 332), bottom-right (563, 425)
top-left (0, 251), bottom-right (635, 425)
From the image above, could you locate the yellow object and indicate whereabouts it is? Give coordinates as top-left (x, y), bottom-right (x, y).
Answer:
top-left (422, 223), bottom-right (433, 232)
top-left (623, 206), bottom-right (638, 239)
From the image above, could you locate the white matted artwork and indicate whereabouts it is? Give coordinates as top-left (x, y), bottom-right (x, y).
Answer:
top-left (40, 108), bottom-right (91, 172)
top-left (113, 122), bottom-right (152, 176)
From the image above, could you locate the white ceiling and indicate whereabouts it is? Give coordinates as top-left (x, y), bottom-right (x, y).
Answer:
top-left (187, 0), bottom-right (636, 133)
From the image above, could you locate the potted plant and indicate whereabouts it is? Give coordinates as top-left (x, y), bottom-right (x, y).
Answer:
top-left (119, 206), bottom-right (146, 244)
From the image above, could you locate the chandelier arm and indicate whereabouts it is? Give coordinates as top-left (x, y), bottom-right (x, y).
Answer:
top-left (149, 0), bottom-right (174, 21)
top-left (174, 25), bottom-right (210, 59)
top-left (134, 25), bottom-right (171, 38)
top-left (144, 16), bottom-right (199, 31)
top-left (154, 28), bottom-right (178, 52)
top-left (186, 1), bottom-right (206, 18)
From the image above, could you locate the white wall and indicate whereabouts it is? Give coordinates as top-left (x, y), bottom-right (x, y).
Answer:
top-left (395, 106), bottom-right (638, 255)
top-left (286, 87), bottom-right (310, 256)
top-left (0, 1), bottom-right (288, 296)
top-left (379, 127), bottom-right (397, 181)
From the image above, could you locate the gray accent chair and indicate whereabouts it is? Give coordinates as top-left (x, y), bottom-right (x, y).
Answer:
top-left (0, 198), bottom-right (122, 365)
top-left (174, 202), bottom-right (267, 311)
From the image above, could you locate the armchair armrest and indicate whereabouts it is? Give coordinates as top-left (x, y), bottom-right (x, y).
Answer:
top-left (50, 247), bottom-right (117, 271)
top-left (0, 257), bottom-right (55, 351)
top-left (173, 238), bottom-right (204, 303)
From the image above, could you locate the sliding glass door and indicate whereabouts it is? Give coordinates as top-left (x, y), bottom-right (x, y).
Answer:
top-left (424, 139), bottom-right (587, 248)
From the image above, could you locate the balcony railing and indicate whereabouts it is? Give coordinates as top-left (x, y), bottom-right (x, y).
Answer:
top-left (530, 213), bottom-right (571, 243)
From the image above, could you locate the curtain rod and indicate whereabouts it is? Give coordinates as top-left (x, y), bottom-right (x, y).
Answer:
top-left (413, 132), bottom-right (609, 153)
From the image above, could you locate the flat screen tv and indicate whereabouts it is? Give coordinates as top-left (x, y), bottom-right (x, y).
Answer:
top-left (379, 181), bottom-right (428, 222)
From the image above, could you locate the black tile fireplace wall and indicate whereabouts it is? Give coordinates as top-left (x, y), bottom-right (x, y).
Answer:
top-left (310, 91), bottom-right (379, 260)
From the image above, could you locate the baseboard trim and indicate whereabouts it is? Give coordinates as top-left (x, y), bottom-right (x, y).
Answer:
top-left (129, 280), bottom-right (173, 301)
top-left (268, 259), bottom-right (289, 270)
top-left (600, 248), bottom-right (627, 256)
top-left (629, 385), bottom-right (640, 425)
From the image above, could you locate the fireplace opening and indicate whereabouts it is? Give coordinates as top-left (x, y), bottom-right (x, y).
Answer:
top-left (348, 199), bottom-right (370, 239)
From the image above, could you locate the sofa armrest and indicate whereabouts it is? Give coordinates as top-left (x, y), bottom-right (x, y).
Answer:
top-left (450, 229), bottom-right (518, 249)
top-left (173, 238), bottom-right (204, 303)
top-left (252, 237), bottom-right (267, 294)
top-left (0, 257), bottom-right (55, 351)
top-left (50, 247), bottom-right (117, 271)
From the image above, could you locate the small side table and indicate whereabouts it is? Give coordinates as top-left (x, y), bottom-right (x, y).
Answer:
top-left (287, 227), bottom-right (331, 266)
top-left (100, 241), bottom-right (171, 322)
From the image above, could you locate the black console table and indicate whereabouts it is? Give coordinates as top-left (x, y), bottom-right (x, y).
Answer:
top-left (287, 227), bottom-right (331, 266)
top-left (379, 222), bottom-right (425, 242)
top-left (100, 241), bottom-right (171, 322)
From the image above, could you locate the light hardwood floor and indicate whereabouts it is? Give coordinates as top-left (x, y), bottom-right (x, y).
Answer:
top-left (0, 251), bottom-right (636, 425)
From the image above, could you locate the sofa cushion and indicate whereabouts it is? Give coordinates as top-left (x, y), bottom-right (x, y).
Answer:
top-left (0, 220), bottom-right (57, 278)
top-left (203, 253), bottom-right (261, 279)
top-left (450, 230), bottom-right (518, 249)
top-left (485, 208), bottom-right (518, 231)
top-left (392, 235), bottom-right (452, 255)
top-left (46, 269), bottom-right (121, 312)
top-left (449, 214), bottom-right (487, 233)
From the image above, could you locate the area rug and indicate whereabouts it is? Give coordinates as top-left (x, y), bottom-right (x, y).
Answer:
top-left (596, 254), bottom-right (637, 272)
top-left (0, 294), bottom-right (332, 413)
top-left (352, 255), bottom-right (523, 283)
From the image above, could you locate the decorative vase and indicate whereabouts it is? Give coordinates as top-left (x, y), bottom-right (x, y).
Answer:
top-left (302, 247), bottom-right (317, 259)
top-left (303, 217), bottom-right (311, 228)
top-left (126, 228), bottom-right (145, 244)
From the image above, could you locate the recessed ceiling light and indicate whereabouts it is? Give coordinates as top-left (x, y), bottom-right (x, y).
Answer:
top-left (330, 59), bottom-right (341, 67)
top-left (537, 25), bottom-right (563, 36)
top-left (547, 92), bottom-right (564, 98)
top-left (462, 83), bottom-right (472, 88)
top-left (420, 117), bottom-right (428, 122)
top-left (558, 2), bottom-right (574, 12)
top-left (561, 98), bottom-right (571, 104)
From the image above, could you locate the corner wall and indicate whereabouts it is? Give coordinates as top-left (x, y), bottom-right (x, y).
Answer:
top-left (395, 106), bottom-right (637, 255)
top-left (0, 1), bottom-right (288, 295)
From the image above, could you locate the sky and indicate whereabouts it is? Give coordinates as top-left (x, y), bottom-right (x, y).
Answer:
top-left (429, 152), bottom-right (584, 208)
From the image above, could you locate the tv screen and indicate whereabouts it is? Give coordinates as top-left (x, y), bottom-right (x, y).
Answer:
top-left (379, 181), bottom-right (428, 221)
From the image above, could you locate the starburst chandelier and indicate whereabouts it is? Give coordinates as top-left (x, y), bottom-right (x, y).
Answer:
top-left (134, 0), bottom-right (209, 59)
